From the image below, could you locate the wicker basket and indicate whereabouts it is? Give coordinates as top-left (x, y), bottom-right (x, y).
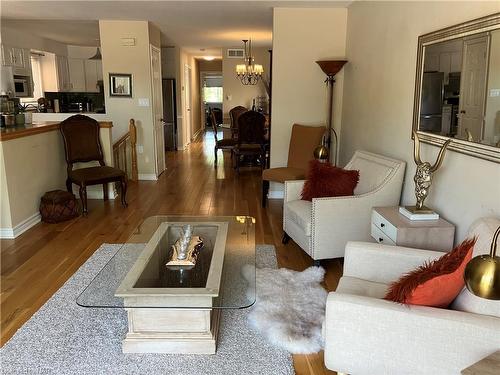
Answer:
top-left (40, 190), bottom-right (80, 223)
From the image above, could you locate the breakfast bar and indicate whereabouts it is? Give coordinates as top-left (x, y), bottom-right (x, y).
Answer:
top-left (0, 120), bottom-right (113, 238)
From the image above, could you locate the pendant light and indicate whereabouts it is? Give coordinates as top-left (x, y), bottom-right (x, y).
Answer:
top-left (235, 39), bottom-right (264, 86)
top-left (90, 47), bottom-right (102, 60)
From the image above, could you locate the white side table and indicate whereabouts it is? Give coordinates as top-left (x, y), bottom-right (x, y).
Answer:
top-left (371, 206), bottom-right (455, 251)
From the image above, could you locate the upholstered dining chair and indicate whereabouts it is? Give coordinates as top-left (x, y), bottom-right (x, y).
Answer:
top-left (211, 107), bottom-right (223, 126)
top-left (283, 150), bottom-right (405, 261)
top-left (229, 106), bottom-right (247, 140)
top-left (60, 114), bottom-right (127, 215)
top-left (234, 110), bottom-right (266, 173)
top-left (210, 109), bottom-right (237, 166)
top-left (261, 124), bottom-right (325, 207)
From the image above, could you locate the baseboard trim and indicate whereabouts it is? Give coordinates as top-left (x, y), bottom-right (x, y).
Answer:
top-left (268, 190), bottom-right (284, 199)
top-left (138, 173), bottom-right (158, 181)
top-left (0, 212), bottom-right (41, 239)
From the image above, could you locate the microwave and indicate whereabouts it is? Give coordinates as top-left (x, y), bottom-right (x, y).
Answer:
top-left (13, 75), bottom-right (32, 97)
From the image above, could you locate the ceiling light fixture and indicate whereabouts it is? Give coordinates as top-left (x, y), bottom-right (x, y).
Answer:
top-left (90, 47), bottom-right (102, 60)
top-left (203, 56), bottom-right (215, 61)
top-left (235, 39), bottom-right (263, 86)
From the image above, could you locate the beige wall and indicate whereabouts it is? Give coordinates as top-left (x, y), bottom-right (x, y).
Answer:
top-left (270, 7), bottom-right (348, 193)
top-left (199, 59), bottom-right (222, 72)
top-left (99, 20), bottom-right (158, 178)
top-left (0, 127), bottom-right (113, 237)
top-left (485, 29), bottom-right (500, 146)
top-left (222, 46), bottom-right (270, 118)
top-left (340, 1), bottom-right (500, 241)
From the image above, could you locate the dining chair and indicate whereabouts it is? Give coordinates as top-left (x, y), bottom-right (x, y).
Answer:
top-left (261, 124), bottom-right (325, 207)
top-left (229, 106), bottom-right (247, 140)
top-left (60, 114), bottom-right (127, 215)
top-left (234, 110), bottom-right (266, 173)
top-left (211, 107), bottom-right (223, 126)
top-left (210, 109), bottom-right (237, 167)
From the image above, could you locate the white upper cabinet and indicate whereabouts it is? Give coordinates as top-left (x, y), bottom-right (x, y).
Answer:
top-left (68, 58), bottom-right (86, 92)
top-left (1, 45), bottom-right (32, 76)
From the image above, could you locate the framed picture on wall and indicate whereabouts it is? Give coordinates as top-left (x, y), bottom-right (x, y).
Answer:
top-left (109, 73), bottom-right (132, 97)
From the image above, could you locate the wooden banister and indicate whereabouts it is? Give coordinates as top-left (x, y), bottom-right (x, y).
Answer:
top-left (113, 119), bottom-right (138, 181)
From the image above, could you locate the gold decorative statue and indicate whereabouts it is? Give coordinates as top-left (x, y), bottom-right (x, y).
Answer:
top-left (407, 131), bottom-right (451, 213)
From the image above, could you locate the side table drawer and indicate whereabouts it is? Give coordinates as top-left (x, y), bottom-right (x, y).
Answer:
top-left (371, 210), bottom-right (397, 242)
top-left (371, 224), bottom-right (396, 246)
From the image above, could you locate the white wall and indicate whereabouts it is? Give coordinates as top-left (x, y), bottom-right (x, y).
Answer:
top-left (99, 20), bottom-right (159, 178)
top-left (340, 1), bottom-right (500, 241)
top-left (0, 26), bottom-right (68, 56)
top-left (222, 46), bottom-right (270, 118)
top-left (270, 8), bottom-right (348, 195)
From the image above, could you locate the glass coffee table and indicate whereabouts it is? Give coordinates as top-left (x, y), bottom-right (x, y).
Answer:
top-left (77, 216), bottom-right (256, 354)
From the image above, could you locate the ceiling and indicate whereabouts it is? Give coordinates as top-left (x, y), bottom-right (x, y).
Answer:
top-left (1, 1), bottom-right (352, 56)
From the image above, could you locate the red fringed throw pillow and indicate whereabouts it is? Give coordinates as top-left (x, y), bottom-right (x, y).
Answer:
top-left (301, 160), bottom-right (359, 201)
top-left (384, 238), bottom-right (476, 308)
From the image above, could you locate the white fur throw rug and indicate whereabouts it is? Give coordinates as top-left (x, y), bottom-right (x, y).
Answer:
top-left (243, 265), bottom-right (328, 354)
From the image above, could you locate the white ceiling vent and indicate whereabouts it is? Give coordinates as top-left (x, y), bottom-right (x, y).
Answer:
top-left (227, 48), bottom-right (244, 59)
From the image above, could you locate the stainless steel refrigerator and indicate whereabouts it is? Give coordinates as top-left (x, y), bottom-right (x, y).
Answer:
top-left (162, 79), bottom-right (177, 151)
top-left (419, 72), bottom-right (444, 133)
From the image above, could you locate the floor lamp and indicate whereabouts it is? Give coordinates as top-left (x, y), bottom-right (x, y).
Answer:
top-left (314, 60), bottom-right (347, 165)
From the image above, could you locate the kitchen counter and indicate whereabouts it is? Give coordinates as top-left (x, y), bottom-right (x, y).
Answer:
top-left (0, 119), bottom-right (115, 238)
top-left (0, 120), bottom-right (112, 141)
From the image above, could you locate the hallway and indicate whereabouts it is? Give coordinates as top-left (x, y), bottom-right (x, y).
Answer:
top-left (1, 130), bottom-right (341, 374)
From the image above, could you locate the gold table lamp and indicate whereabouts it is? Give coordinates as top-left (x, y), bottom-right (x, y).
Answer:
top-left (464, 226), bottom-right (500, 300)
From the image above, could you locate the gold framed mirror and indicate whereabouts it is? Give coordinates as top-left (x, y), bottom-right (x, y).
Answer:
top-left (412, 13), bottom-right (500, 163)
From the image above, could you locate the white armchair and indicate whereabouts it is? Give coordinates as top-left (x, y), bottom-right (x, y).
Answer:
top-left (283, 150), bottom-right (405, 260)
top-left (324, 218), bottom-right (500, 375)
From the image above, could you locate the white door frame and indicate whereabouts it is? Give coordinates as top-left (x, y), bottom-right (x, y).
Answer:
top-left (150, 44), bottom-right (165, 178)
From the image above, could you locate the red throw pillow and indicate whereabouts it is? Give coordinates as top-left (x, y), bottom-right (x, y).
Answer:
top-left (301, 160), bottom-right (359, 201)
top-left (384, 238), bottom-right (476, 308)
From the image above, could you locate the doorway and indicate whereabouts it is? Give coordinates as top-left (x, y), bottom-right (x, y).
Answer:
top-left (458, 34), bottom-right (489, 141)
top-left (200, 72), bottom-right (223, 129)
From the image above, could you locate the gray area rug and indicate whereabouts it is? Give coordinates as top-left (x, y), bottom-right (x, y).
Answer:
top-left (1, 244), bottom-right (294, 375)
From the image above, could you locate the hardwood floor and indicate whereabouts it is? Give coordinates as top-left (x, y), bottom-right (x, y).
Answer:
top-left (1, 130), bottom-right (341, 374)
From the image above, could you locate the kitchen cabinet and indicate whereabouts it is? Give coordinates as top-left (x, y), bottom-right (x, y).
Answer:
top-left (424, 50), bottom-right (462, 75)
top-left (1, 45), bottom-right (32, 76)
top-left (56, 55), bottom-right (71, 92)
top-left (84, 60), bottom-right (101, 93)
top-left (68, 58), bottom-right (86, 92)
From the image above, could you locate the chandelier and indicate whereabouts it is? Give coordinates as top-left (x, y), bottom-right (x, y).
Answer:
top-left (235, 39), bottom-right (264, 85)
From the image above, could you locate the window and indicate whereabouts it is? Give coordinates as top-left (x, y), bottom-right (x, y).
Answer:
top-left (20, 55), bottom-right (43, 104)
top-left (203, 87), bottom-right (223, 103)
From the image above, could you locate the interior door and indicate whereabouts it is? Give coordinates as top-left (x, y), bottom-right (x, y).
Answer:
top-left (150, 45), bottom-right (165, 177)
top-left (184, 64), bottom-right (192, 145)
top-left (458, 35), bottom-right (489, 141)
